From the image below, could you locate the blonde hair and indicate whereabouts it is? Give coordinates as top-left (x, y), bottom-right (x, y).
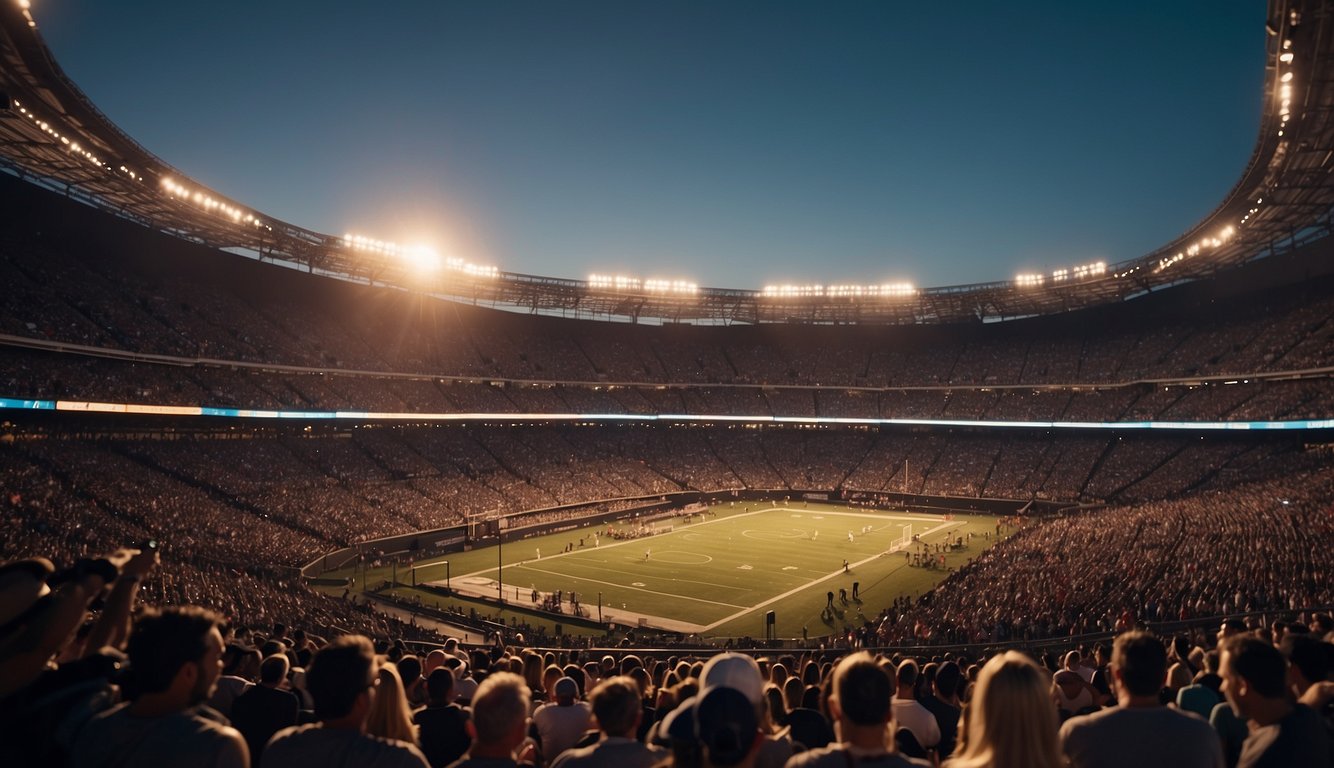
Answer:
top-left (949, 652), bottom-right (1063, 768)
top-left (365, 662), bottom-right (419, 746)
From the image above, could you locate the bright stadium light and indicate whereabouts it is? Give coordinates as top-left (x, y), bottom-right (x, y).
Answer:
top-left (343, 233), bottom-right (496, 278)
top-left (1015, 273), bottom-right (1044, 287)
top-left (403, 245), bottom-right (442, 272)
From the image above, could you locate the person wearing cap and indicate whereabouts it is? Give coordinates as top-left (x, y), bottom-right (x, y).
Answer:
top-left (532, 676), bottom-right (592, 763)
top-left (550, 676), bottom-right (663, 768)
top-left (697, 685), bottom-right (765, 768)
top-left (786, 652), bottom-right (929, 768)
top-left (699, 653), bottom-right (793, 768)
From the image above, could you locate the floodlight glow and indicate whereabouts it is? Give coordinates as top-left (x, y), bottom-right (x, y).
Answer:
top-left (1280, 52), bottom-right (1294, 62)
top-left (1015, 273), bottom-right (1044, 287)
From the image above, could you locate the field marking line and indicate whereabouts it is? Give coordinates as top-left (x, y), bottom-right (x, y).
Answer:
top-left (539, 559), bottom-right (730, 591)
top-left (512, 563), bottom-right (750, 610)
top-left (446, 506), bottom-right (792, 582)
top-left (700, 518), bottom-right (958, 631)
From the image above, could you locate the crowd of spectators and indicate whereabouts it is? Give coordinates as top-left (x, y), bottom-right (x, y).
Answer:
top-left (876, 465), bottom-right (1334, 646)
top-left (1, 545), bottom-right (1328, 768)
top-left (6, 342), bottom-right (1334, 426)
top-left (2, 198), bottom-right (1334, 427)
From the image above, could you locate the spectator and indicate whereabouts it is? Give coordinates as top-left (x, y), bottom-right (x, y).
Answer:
top-left (890, 660), bottom-right (940, 752)
top-left (550, 675), bottom-right (664, 768)
top-left (786, 652), bottom-right (929, 768)
top-left (920, 661), bottom-right (963, 759)
top-left (70, 606), bottom-right (248, 768)
top-left (368, 662), bottom-right (421, 748)
top-left (700, 652), bottom-right (793, 768)
top-left (531, 677), bottom-right (591, 764)
top-left (230, 653), bottom-right (299, 763)
top-left (697, 686), bottom-right (764, 768)
top-left (263, 635), bottom-right (428, 767)
top-left (944, 651), bottom-right (1063, 768)
top-left (415, 668), bottom-right (472, 768)
top-left (1220, 636), bottom-right (1330, 768)
top-left (1060, 631), bottom-right (1223, 768)
top-left (448, 671), bottom-right (531, 768)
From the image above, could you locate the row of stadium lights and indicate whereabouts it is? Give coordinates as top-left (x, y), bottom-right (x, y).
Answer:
top-left (13, 99), bottom-right (110, 173)
top-left (161, 178), bottom-right (265, 228)
top-left (588, 274), bottom-right (699, 295)
top-left (13, 93), bottom-right (272, 232)
top-left (760, 283), bottom-right (917, 299)
top-left (1015, 262), bottom-right (1107, 288)
top-left (341, 235), bottom-right (500, 279)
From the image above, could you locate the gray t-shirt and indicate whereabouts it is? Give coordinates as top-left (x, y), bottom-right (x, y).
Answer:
top-left (262, 723), bottom-right (429, 768)
top-left (787, 744), bottom-right (931, 768)
top-left (1059, 705), bottom-right (1224, 768)
top-left (71, 703), bottom-right (247, 768)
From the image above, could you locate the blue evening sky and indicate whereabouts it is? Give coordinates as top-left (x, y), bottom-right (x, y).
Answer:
top-left (35, 1), bottom-right (1263, 290)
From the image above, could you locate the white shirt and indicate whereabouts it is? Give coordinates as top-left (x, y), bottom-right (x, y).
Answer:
top-left (892, 697), bottom-right (941, 749)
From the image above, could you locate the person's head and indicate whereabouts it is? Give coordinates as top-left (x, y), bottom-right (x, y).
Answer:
top-left (521, 652), bottom-right (544, 691)
top-left (307, 635), bottom-right (377, 724)
top-left (398, 655), bottom-right (422, 689)
top-left (259, 653), bottom-right (290, 686)
top-left (426, 667), bottom-right (455, 705)
top-left (124, 606), bottom-right (225, 707)
top-left (895, 658), bottom-right (918, 693)
top-left (952, 652), bottom-right (1063, 768)
top-left (1280, 634), bottom-right (1330, 693)
top-left (469, 671), bottom-right (531, 752)
top-left (366, 662), bottom-right (417, 745)
top-left (700, 653), bottom-right (765, 710)
top-left (782, 676), bottom-right (804, 711)
top-left (1221, 636), bottom-right (1289, 719)
top-left (1218, 617), bottom-right (1246, 643)
top-left (830, 652), bottom-right (893, 730)
top-left (1112, 631), bottom-right (1168, 700)
top-left (590, 675), bottom-right (642, 737)
top-left (696, 685), bottom-right (761, 768)
top-left (935, 661), bottom-right (963, 701)
top-left (554, 676), bottom-right (579, 705)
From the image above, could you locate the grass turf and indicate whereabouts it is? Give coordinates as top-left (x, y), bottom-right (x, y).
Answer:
top-left (335, 501), bottom-right (1008, 639)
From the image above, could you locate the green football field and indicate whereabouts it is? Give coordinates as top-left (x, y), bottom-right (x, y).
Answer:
top-left (348, 501), bottom-right (1006, 639)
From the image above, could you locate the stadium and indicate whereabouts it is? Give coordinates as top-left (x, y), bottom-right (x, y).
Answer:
top-left (0, 1), bottom-right (1331, 766)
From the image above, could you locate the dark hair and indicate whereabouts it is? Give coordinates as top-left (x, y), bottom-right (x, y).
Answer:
top-left (1279, 635), bottom-right (1328, 687)
top-left (307, 635), bottom-right (376, 719)
top-left (426, 667), bottom-right (455, 703)
top-left (697, 686), bottom-right (758, 767)
top-left (591, 676), bottom-right (641, 736)
top-left (398, 655), bottom-right (422, 685)
top-left (935, 661), bottom-right (963, 698)
top-left (896, 658), bottom-right (919, 689)
top-left (124, 607), bottom-right (221, 698)
top-left (1113, 631), bottom-right (1168, 697)
top-left (835, 653), bottom-right (893, 726)
top-left (1224, 636), bottom-right (1288, 699)
top-left (260, 654), bottom-right (290, 685)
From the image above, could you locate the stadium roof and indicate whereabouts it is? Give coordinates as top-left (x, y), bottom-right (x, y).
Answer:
top-left (1, 0), bottom-right (1332, 325)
